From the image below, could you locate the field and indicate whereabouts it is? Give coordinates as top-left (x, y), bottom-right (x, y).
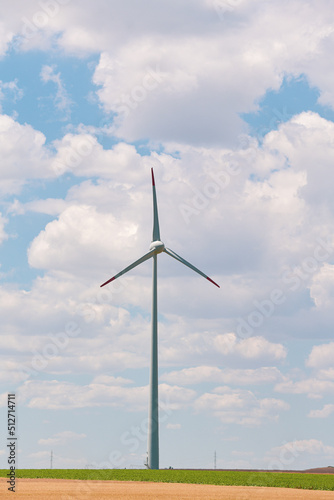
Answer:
top-left (1, 469), bottom-right (334, 491)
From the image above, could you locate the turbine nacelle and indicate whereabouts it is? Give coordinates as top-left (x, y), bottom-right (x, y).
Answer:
top-left (149, 240), bottom-right (165, 254)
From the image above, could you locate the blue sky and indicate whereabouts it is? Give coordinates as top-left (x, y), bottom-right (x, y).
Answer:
top-left (1, 0), bottom-right (334, 471)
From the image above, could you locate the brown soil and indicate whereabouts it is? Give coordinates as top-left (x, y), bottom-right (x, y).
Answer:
top-left (1, 478), bottom-right (334, 499)
top-left (305, 468), bottom-right (334, 475)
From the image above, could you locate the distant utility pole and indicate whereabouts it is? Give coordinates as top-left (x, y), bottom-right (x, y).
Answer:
top-left (50, 450), bottom-right (53, 469)
top-left (214, 451), bottom-right (217, 470)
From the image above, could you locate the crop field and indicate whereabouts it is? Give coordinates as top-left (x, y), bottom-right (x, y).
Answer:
top-left (1, 469), bottom-right (334, 491)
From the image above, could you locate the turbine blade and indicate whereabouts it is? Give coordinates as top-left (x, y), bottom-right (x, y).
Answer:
top-left (100, 249), bottom-right (156, 287)
top-left (164, 247), bottom-right (220, 288)
top-left (151, 168), bottom-right (161, 242)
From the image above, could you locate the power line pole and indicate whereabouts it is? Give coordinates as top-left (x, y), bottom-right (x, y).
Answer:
top-left (214, 450), bottom-right (216, 470)
top-left (50, 450), bottom-right (53, 469)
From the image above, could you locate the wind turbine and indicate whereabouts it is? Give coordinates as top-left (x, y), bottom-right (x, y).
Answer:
top-left (100, 169), bottom-right (219, 469)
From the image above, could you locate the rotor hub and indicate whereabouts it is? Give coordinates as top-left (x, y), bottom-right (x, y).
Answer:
top-left (150, 240), bottom-right (165, 253)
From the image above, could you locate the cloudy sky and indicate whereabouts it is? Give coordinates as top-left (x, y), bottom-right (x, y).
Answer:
top-left (1, 0), bottom-right (334, 470)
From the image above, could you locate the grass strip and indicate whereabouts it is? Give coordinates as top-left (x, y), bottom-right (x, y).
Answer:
top-left (0, 469), bottom-right (334, 490)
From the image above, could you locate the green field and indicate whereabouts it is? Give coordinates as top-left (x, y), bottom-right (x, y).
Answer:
top-left (1, 469), bottom-right (334, 490)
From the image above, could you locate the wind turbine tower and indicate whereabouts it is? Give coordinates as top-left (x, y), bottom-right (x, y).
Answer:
top-left (101, 169), bottom-right (219, 469)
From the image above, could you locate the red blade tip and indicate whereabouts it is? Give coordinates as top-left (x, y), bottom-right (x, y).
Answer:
top-left (151, 168), bottom-right (155, 186)
top-left (207, 277), bottom-right (220, 288)
top-left (100, 276), bottom-right (116, 288)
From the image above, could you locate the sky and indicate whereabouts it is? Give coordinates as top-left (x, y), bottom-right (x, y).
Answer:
top-left (1, 0), bottom-right (334, 471)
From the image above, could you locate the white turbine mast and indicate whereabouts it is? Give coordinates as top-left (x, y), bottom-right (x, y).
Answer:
top-left (101, 169), bottom-right (219, 469)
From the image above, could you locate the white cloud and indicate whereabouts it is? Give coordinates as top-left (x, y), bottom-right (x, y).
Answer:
top-left (213, 334), bottom-right (287, 362)
top-left (0, 79), bottom-right (23, 111)
top-left (264, 112), bottom-right (334, 209)
top-left (50, 135), bottom-right (143, 178)
top-left (265, 439), bottom-right (334, 471)
top-left (86, 2), bottom-right (334, 146)
top-left (162, 366), bottom-right (284, 385)
top-left (16, 379), bottom-right (196, 411)
top-left (159, 328), bottom-right (288, 369)
top-left (40, 65), bottom-right (72, 118)
top-left (10, 198), bottom-right (68, 217)
top-left (318, 368), bottom-right (334, 380)
top-left (194, 386), bottom-right (289, 425)
top-left (17, 379), bottom-right (148, 410)
top-left (308, 404), bottom-right (334, 419)
top-left (275, 378), bottom-right (334, 399)
top-left (0, 359), bottom-right (29, 386)
top-left (1, 1), bottom-right (333, 147)
top-left (20, 117), bottom-right (331, 318)
top-left (15, 113), bottom-right (334, 333)
top-left (0, 213), bottom-right (8, 244)
top-left (0, 114), bottom-right (54, 194)
top-left (166, 423), bottom-right (181, 430)
top-left (2, 107), bottom-right (334, 401)
top-left (28, 204), bottom-right (128, 275)
top-left (310, 264), bottom-right (334, 309)
top-left (0, 21), bottom-right (14, 56)
top-left (38, 430), bottom-right (86, 446)
top-left (27, 450), bottom-right (87, 469)
top-left (306, 342), bottom-right (334, 369)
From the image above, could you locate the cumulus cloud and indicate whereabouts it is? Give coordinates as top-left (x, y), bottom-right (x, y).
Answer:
top-left (38, 430), bottom-right (86, 446)
top-left (16, 379), bottom-right (196, 411)
top-left (0, 360), bottom-right (28, 386)
top-left (0, 213), bottom-right (8, 244)
top-left (264, 112), bottom-right (334, 209)
top-left (28, 204), bottom-right (129, 275)
top-left (306, 342), bottom-right (334, 369)
top-left (275, 378), bottom-right (334, 399)
top-left (213, 334), bottom-right (287, 362)
top-left (0, 114), bottom-right (55, 194)
top-left (27, 450), bottom-right (87, 469)
top-left (310, 264), bottom-right (334, 309)
top-left (18, 111), bottom-right (334, 311)
top-left (2, 1), bottom-right (334, 146)
top-left (162, 366), bottom-right (284, 385)
top-left (308, 404), bottom-right (334, 419)
top-left (87, 1), bottom-right (334, 145)
top-left (0, 108), bottom-right (332, 403)
top-left (194, 386), bottom-right (289, 426)
top-left (265, 439), bottom-right (334, 470)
